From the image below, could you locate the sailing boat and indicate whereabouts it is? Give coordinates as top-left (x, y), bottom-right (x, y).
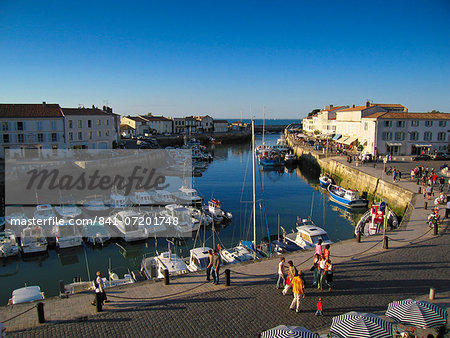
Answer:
top-left (255, 107), bottom-right (270, 155)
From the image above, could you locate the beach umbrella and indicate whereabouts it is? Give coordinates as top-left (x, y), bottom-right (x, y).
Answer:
top-left (260, 325), bottom-right (319, 338)
top-left (386, 299), bottom-right (448, 329)
top-left (330, 311), bottom-right (392, 338)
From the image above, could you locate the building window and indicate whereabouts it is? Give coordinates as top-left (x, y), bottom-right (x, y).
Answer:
top-left (396, 121), bottom-right (405, 128)
top-left (395, 132), bottom-right (405, 141)
top-left (37, 121), bottom-right (42, 130)
top-left (424, 132), bottom-right (432, 141)
top-left (78, 132), bottom-right (82, 140)
top-left (3, 134), bottom-right (9, 143)
top-left (69, 120), bottom-right (73, 129)
top-left (439, 121), bottom-right (447, 127)
top-left (88, 120), bottom-right (92, 128)
top-left (37, 133), bottom-right (44, 142)
top-left (105, 130), bottom-right (109, 136)
top-left (411, 120), bottom-right (419, 127)
top-left (425, 120), bottom-right (433, 127)
top-left (51, 133), bottom-right (57, 142)
top-left (78, 120), bottom-right (82, 128)
top-left (410, 132), bottom-right (419, 141)
top-left (106, 119), bottom-right (109, 126)
top-left (2, 122), bottom-right (8, 131)
top-left (88, 131), bottom-right (92, 140)
top-left (17, 134), bottom-right (24, 143)
top-left (383, 121), bottom-right (392, 127)
top-left (364, 122), bottom-right (368, 131)
top-left (97, 119), bottom-right (101, 126)
top-left (97, 131), bottom-right (101, 137)
top-left (438, 132), bottom-right (446, 141)
top-left (382, 132), bottom-right (392, 140)
top-left (17, 122), bottom-right (24, 130)
top-left (69, 132), bottom-right (73, 141)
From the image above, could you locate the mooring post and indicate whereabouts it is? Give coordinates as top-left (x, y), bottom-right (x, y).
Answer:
top-left (37, 302), bottom-right (45, 323)
top-left (164, 269), bottom-right (170, 285)
top-left (225, 269), bottom-right (231, 286)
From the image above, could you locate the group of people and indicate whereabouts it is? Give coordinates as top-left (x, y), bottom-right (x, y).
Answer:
top-left (276, 239), bottom-right (332, 315)
top-left (385, 166), bottom-right (402, 182)
top-left (206, 249), bottom-right (221, 285)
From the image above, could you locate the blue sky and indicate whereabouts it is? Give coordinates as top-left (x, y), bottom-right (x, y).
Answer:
top-left (1, 0), bottom-right (449, 118)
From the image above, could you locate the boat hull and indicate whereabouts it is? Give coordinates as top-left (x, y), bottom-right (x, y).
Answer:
top-left (327, 185), bottom-right (368, 208)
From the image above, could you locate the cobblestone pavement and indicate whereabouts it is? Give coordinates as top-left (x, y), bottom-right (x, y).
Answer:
top-left (8, 226), bottom-right (449, 337)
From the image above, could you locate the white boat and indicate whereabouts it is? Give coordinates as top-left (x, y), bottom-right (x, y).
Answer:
top-left (172, 186), bottom-right (203, 206)
top-left (355, 204), bottom-right (399, 236)
top-left (162, 204), bottom-right (200, 235)
top-left (285, 221), bottom-right (333, 249)
top-left (219, 247), bottom-right (242, 264)
top-left (327, 184), bottom-right (368, 208)
top-left (284, 153), bottom-right (296, 164)
top-left (82, 196), bottom-right (110, 216)
top-left (104, 269), bottom-right (135, 288)
top-left (82, 222), bottom-right (111, 246)
top-left (141, 251), bottom-right (189, 279)
top-left (9, 286), bottom-right (44, 305)
top-left (55, 197), bottom-right (82, 219)
top-left (20, 226), bottom-right (48, 254)
top-left (63, 269), bottom-right (134, 295)
top-left (187, 247), bottom-right (212, 272)
top-left (108, 210), bottom-right (148, 242)
top-left (272, 135), bottom-right (290, 153)
top-left (140, 209), bottom-right (168, 236)
top-left (53, 222), bottom-right (83, 249)
top-left (0, 230), bottom-right (20, 257)
top-left (222, 243), bottom-right (255, 263)
top-left (107, 192), bottom-right (128, 209)
top-left (202, 199), bottom-right (232, 224)
top-left (319, 174), bottom-right (333, 187)
top-left (152, 190), bottom-right (176, 205)
top-left (34, 204), bottom-right (56, 224)
top-left (5, 205), bottom-right (28, 228)
top-left (129, 190), bottom-right (153, 206)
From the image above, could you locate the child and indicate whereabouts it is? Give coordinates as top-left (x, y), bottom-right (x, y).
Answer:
top-left (315, 297), bottom-right (323, 316)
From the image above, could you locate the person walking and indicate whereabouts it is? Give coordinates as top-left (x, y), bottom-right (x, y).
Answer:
top-left (282, 260), bottom-right (297, 295)
top-left (311, 254), bottom-right (320, 287)
top-left (315, 297), bottom-right (323, 316)
top-left (289, 271), bottom-right (305, 313)
top-left (276, 257), bottom-right (286, 289)
top-left (323, 244), bottom-right (331, 261)
top-left (426, 184), bottom-right (433, 200)
top-left (212, 249), bottom-right (221, 285)
top-left (206, 249), bottom-right (213, 281)
top-left (315, 238), bottom-right (323, 256)
top-left (317, 255), bottom-right (327, 290)
top-left (91, 271), bottom-right (107, 306)
top-left (325, 259), bottom-right (334, 292)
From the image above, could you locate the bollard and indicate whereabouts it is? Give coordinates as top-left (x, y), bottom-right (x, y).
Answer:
top-left (434, 222), bottom-right (439, 236)
top-left (418, 186), bottom-right (422, 194)
top-left (356, 231), bottom-right (361, 243)
top-left (429, 287), bottom-right (436, 300)
top-left (164, 269), bottom-right (170, 285)
top-left (225, 269), bottom-right (231, 286)
top-left (424, 201), bottom-right (427, 210)
top-left (95, 293), bottom-right (103, 312)
top-left (37, 302), bottom-right (45, 323)
top-left (382, 236), bottom-right (389, 249)
top-left (59, 280), bottom-right (66, 298)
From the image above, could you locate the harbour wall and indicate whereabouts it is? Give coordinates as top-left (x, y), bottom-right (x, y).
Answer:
top-left (285, 134), bottom-right (415, 216)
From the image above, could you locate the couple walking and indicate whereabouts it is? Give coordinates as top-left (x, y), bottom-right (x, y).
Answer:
top-left (206, 249), bottom-right (221, 285)
top-left (277, 257), bottom-right (306, 313)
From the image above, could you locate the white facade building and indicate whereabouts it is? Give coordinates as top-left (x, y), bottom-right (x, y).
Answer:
top-left (213, 120), bottom-right (228, 133)
top-left (121, 115), bottom-right (173, 135)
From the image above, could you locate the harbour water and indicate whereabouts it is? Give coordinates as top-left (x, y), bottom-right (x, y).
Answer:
top-left (0, 133), bottom-right (365, 305)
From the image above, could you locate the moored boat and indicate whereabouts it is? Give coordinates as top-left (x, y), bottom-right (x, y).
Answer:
top-left (82, 222), bottom-right (111, 246)
top-left (53, 222), bottom-right (83, 249)
top-left (20, 226), bottom-right (48, 254)
top-left (327, 184), bottom-right (368, 208)
top-left (0, 229), bottom-right (20, 257)
top-left (186, 246), bottom-right (212, 272)
top-left (319, 174), bottom-right (333, 188)
top-left (355, 203), bottom-right (399, 236)
top-left (285, 219), bottom-right (333, 249)
top-left (141, 250), bottom-right (189, 279)
top-left (8, 285), bottom-right (44, 305)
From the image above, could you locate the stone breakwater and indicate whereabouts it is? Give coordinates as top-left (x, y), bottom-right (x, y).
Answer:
top-left (285, 133), bottom-right (414, 216)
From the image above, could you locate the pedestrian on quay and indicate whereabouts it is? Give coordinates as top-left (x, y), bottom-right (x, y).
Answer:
top-left (426, 184), bottom-right (433, 200)
top-left (311, 254), bottom-right (320, 287)
top-left (317, 255), bottom-right (327, 290)
top-left (289, 271), bottom-right (305, 313)
top-left (325, 259), bottom-right (334, 292)
top-left (91, 271), bottom-right (108, 306)
top-left (393, 169), bottom-right (398, 183)
top-left (276, 257), bottom-right (286, 289)
top-left (212, 249), bottom-right (221, 285)
top-left (206, 249), bottom-right (213, 281)
top-left (315, 238), bottom-right (323, 256)
top-left (323, 244), bottom-right (331, 261)
top-left (282, 260), bottom-right (297, 295)
top-left (439, 176), bottom-right (445, 192)
top-left (315, 297), bottom-right (323, 316)
top-left (445, 198), bottom-right (450, 219)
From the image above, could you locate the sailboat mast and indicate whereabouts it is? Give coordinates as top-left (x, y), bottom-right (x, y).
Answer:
top-left (262, 106), bottom-right (266, 145)
top-left (252, 120), bottom-right (257, 252)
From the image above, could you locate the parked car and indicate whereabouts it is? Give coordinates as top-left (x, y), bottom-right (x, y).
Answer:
top-left (431, 152), bottom-right (450, 160)
top-left (411, 154), bottom-right (431, 161)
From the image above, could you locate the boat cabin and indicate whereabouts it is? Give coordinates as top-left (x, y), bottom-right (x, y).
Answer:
top-left (189, 247), bottom-right (212, 271)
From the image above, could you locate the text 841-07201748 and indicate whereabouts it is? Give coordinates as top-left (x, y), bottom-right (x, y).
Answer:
top-left (98, 216), bottom-right (179, 226)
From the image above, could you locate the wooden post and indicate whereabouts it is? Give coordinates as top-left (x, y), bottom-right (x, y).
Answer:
top-left (225, 269), bottom-right (231, 286)
top-left (356, 231), bottom-right (361, 243)
top-left (164, 269), bottom-right (170, 285)
top-left (37, 302), bottom-right (45, 323)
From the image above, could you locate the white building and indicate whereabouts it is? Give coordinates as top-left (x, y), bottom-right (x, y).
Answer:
top-left (172, 117), bottom-right (186, 134)
top-left (213, 120), bottom-right (228, 133)
top-left (62, 107), bottom-right (119, 149)
top-left (0, 103), bottom-right (65, 158)
top-left (195, 115), bottom-right (214, 133)
top-left (121, 115), bottom-right (173, 136)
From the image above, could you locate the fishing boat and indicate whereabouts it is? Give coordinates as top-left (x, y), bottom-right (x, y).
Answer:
top-left (53, 222), bottom-right (83, 249)
top-left (82, 195), bottom-right (110, 217)
top-left (202, 199), bottom-right (232, 224)
top-left (55, 196), bottom-right (82, 219)
top-left (34, 204), bottom-right (56, 222)
top-left (272, 135), bottom-right (290, 153)
top-left (219, 247), bottom-right (242, 264)
top-left (172, 186), bottom-right (203, 206)
top-left (210, 138), bottom-right (222, 145)
top-left (186, 246), bottom-right (212, 272)
top-left (284, 153), bottom-right (296, 165)
top-left (259, 149), bottom-right (285, 167)
top-left (327, 184), bottom-right (368, 208)
top-left (20, 226), bottom-right (48, 254)
top-left (63, 269), bottom-right (134, 295)
top-left (355, 203), bottom-right (399, 236)
top-left (141, 249), bottom-right (189, 279)
top-left (152, 190), bottom-right (176, 205)
top-left (319, 174), bottom-right (333, 188)
top-left (82, 222), bottom-right (111, 246)
top-left (271, 227), bottom-right (302, 254)
top-left (285, 219), bottom-right (333, 249)
top-left (0, 230), bottom-right (20, 257)
top-left (8, 285), bottom-right (44, 305)
top-left (107, 192), bottom-right (129, 209)
top-left (129, 190), bottom-right (153, 206)
top-left (108, 210), bottom-right (148, 242)
top-left (5, 205), bottom-right (28, 228)
top-left (162, 204), bottom-right (200, 236)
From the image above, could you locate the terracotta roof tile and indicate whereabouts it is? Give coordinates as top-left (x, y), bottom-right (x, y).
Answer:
top-left (62, 107), bottom-right (110, 116)
top-left (0, 103), bottom-right (63, 118)
top-left (363, 112), bottom-right (450, 120)
top-left (338, 106), bottom-right (368, 112)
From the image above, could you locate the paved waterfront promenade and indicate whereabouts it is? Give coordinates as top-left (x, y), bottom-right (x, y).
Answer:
top-left (1, 157), bottom-right (449, 336)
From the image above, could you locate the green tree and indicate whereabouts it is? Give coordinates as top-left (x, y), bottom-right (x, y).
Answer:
top-left (308, 109), bottom-right (320, 117)
top-left (314, 130), bottom-right (321, 135)
top-left (428, 109), bottom-right (442, 114)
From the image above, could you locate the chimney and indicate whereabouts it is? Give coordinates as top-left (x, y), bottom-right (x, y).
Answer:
top-left (103, 105), bottom-right (106, 111)
top-left (42, 101), bottom-right (46, 107)
top-left (366, 100), bottom-right (370, 108)
top-left (330, 104), bottom-right (333, 109)
top-left (352, 104), bottom-right (355, 108)
top-left (92, 105), bottom-right (95, 109)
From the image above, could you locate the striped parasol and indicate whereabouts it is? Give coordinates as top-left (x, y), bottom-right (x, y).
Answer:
top-left (386, 299), bottom-right (448, 329)
top-left (260, 325), bottom-right (319, 338)
top-left (330, 311), bottom-right (392, 338)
